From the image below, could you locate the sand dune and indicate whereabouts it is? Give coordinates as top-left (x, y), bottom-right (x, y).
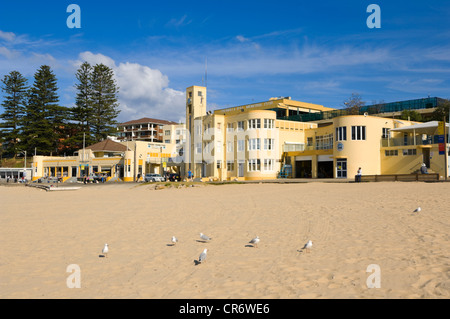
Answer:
top-left (0, 181), bottom-right (449, 299)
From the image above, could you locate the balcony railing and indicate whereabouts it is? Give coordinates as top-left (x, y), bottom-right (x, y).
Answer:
top-left (381, 135), bottom-right (445, 147)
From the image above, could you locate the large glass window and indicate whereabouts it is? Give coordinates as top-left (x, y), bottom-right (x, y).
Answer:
top-left (248, 138), bottom-right (261, 150)
top-left (248, 159), bottom-right (261, 171)
top-left (248, 119), bottom-right (261, 129)
top-left (336, 126), bottom-right (347, 141)
top-left (351, 126), bottom-right (366, 140)
top-left (264, 138), bottom-right (274, 150)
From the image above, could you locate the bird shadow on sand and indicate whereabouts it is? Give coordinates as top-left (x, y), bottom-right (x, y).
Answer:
top-left (245, 244), bottom-right (256, 248)
top-left (196, 240), bottom-right (210, 243)
top-left (193, 260), bottom-right (202, 266)
top-left (98, 254), bottom-right (107, 258)
top-left (166, 244), bottom-right (176, 247)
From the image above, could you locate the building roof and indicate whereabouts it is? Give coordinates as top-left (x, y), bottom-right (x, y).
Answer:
top-left (214, 97), bottom-right (333, 116)
top-left (119, 117), bottom-right (178, 126)
top-left (390, 121), bottom-right (449, 135)
top-left (85, 139), bottom-right (129, 152)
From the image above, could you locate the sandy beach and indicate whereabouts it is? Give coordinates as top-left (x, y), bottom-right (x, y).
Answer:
top-left (0, 181), bottom-right (449, 299)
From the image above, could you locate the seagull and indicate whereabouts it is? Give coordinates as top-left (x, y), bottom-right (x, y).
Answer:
top-left (413, 207), bottom-right (421, 213)
top-left (198, 248), bottom-right (208, 263)
top-left (102, 243), bottom-right (109, 258)
top-left (199, 233), bottom-right (212, 242)
top-left (171, 236), bottom-right (178, 245)
top-left (249, 236), bottom-right (260, 248)
top-left (302, 240), bottom-right (312, 253)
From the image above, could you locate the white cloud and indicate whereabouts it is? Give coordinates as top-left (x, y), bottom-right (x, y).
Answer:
top-left (78, 51), bottom-right (116, 69)
top-left (0, 46), bottom-right (14, 59)
top-left (236, 35), bottom-right (249, 43)
top-left (166, 14), bottom-right (192, 28)
top-left (0, 30), bottom-right (16, 42)
top-left (76, 52), bottom-right (185, 123)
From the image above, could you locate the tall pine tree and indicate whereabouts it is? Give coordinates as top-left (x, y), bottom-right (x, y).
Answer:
top-left (66, 62), bottom-right (95, 152)
top-left (0, 71), bottom-right (28, 157)
top-left (90, 63), bottom-right (120, 141)
top-left (23, 65), bottom-right (67, 155)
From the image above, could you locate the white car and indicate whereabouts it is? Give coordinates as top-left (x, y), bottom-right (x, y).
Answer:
top-left (144, 173), bottom-right (164, 182)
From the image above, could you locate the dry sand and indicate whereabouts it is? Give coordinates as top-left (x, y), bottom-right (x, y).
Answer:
top-left (0, 181), bottom-right (449, 299)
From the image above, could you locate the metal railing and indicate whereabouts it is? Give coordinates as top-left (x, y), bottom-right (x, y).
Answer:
top-left (279, 97), bottom-right (444, 123)
top-left (381, 135), bottom-right (444, 147)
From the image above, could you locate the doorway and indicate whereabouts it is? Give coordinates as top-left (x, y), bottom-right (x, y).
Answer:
top-left (238, 161), bottom-right (244, 177)
top-left (336, 159), bottom-right (347, 178)
top-left (295, 160), bottom-right (312, 178)
top-left (422, 148), bottom-right (430, 168)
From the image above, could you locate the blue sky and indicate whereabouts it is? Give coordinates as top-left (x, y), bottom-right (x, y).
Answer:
top-left (0, 0), bottom-right (449, 123)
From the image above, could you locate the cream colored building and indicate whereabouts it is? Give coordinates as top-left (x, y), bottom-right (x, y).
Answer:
top-left (185, 86), bottom-right (449, 181)
top-left (31, 138), bottom-right (182, 182)
top-left (286, 116), bottom-right (450, 180)
top-left (185, 85), bottom-right (329, 181)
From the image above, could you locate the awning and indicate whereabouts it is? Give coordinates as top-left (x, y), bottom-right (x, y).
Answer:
top-left (389, 121), bottom-right (448, 135)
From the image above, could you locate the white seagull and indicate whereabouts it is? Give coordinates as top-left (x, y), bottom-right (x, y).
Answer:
top-left (199, 233), bottom-right (212, 242)
top-left (302, 240), bottom-right (312, 253)
top-left (413, 207), bottom-right (421, 213)
top-left (198, 248), bottom-right (208, 263)
top-left (249, 236), bottom-right (260, 248)
top-left (102, 243), bottom-right (109, 258)
top-left (171, 236), bottom-right (178, 245)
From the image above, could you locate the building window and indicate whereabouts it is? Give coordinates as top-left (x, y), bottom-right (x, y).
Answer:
top-left (238, 140), bottom-right (245, 152)
top-left (248, 159), bottom-right (261, 171)
top-left (264, 119), bottom-right (274, 129)
top-left (216, 160), bottom-right (221, 169)
top-left (248, 119), bottom-right (261, 129)
top-left (351, 126), bottom-right (366, 140)
top-left (307, 137), bottom-right (313, 147)
top-left (227, 123), bottom-right (234, 132)
top-left (237, 121), bottom-right (245, 131)
top-left (227, 141), bottom-right (233, 153)
top-left (336, 126), bottom-right (347, 141)
top-left (204, 123), bottom-right (211, 134)
top-left (248, 138), bottom-right (261, 151)
top-left (196, 143), bottom-right (202, 154)
top-left (164, 140), bottom-right (170, 144)
top-left (402, 149), bottom-right (417, 156)
top-left (316, 134), bottom-right (333, 150)
top-left (263, 159), bottom-right (274, 171)
top-left (382, 128), bottom-right (389, 139)
top-left (227, 161), bottom-right (234, 171)
top-left (385, 150), bottom-right (398, 156)
top-left (264, 138), bottom-right (274, 150)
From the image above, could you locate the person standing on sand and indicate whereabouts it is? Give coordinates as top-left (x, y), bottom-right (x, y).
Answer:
top-left (356, 167), bottom-right (362, 182)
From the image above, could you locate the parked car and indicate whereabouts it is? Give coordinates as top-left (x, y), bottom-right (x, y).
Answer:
top-left (168, 173), bottom-right (181, 182)
top-left (144, 173), bottom-right (164, 182)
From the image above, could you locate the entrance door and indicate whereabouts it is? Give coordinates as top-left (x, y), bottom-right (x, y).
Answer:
top-left (238, 161), bottom-right (244, 177)
top-left (422, 149), bottom-right (430, 168)
top-left (295, 160), bottom-right (312, 178)
top-left (336, 159), bottom-right (347, 178)
top-left (202, 162), bottom-right (207, 178)
top-left (317, 161), bottom-right (333, 178)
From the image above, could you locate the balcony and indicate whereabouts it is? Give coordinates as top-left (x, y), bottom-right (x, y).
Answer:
top-left (381, 135), bottom-right (445, 147)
